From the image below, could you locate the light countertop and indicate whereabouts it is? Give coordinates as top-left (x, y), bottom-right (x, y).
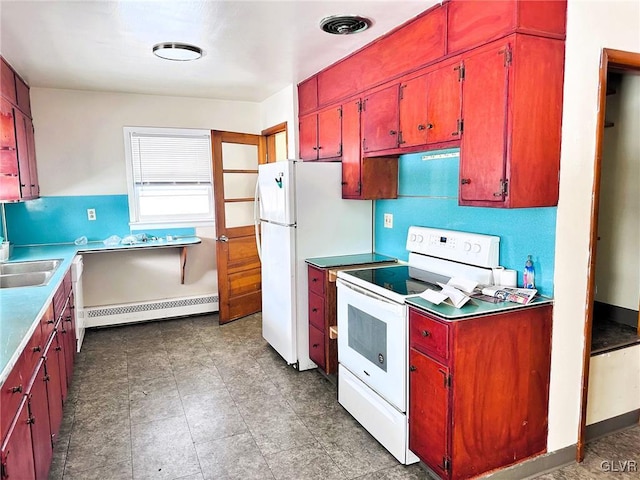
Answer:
top-left (0, 237), bottom-right (200, 384)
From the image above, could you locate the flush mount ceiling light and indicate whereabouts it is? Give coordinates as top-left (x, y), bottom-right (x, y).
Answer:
top-left (152, 42), bottom-right (203, 61)
top-left (320, 15), bottom-right (372, 35)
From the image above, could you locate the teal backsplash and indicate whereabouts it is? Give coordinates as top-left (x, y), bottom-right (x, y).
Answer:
top-left (4, 195), bottom-right (194, 245)
top-left (374, 149), bottom-right (556, 296)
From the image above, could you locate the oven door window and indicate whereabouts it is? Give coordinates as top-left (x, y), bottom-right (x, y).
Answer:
top-left (348, 305), bottom-right (387, 372)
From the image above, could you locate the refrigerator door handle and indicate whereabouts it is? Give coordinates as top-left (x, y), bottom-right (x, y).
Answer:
top-left (254, 179), bottom-right (262, 261)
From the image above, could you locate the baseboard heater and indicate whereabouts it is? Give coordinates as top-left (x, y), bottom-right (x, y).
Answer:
top-left (83, 295), bottom-right (219, 328)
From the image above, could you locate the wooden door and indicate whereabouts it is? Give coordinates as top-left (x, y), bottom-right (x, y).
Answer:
top-left (362, 84), bottom-right (400, 153)
top-left (317, 106), bottom-right (342, 160)
top-left (426, 63), bottom-right (462, 144)
top-left (459, 44), bottom-right (510, 203)
top-left (399, 75), bottom-right (429, 147)
top-left (409, 348), bottom-right (450, 479)
top-left (212, 131), bottom-right (265, 324)
top-left (298, 114), bottom-right (318, 160)
top-left (1, 397), bottom-right (36, 480)
top-left (341, 99), bottom-right (362, 198)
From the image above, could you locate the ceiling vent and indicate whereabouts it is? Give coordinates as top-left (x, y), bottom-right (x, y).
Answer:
top-left (320, 15), bottom-right (372, 35)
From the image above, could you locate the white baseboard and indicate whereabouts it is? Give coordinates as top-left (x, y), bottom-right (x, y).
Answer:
top-left (83, 295), bottom-right (218, 328)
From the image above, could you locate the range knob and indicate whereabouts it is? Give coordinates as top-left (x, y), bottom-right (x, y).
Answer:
top-left (410, 234), bottom-right (417, 241)
top-left (464, 242), bottom-right (472, 252)
top-left (417, 235), bottom-right (424, 243)
top-left (472, 244), bottom-right (481, 253)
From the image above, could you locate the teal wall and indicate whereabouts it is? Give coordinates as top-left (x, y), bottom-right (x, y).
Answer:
top-left (374, 149), bottom-right (556, 296)
top-left (4, 195), bottom-right (194, 246)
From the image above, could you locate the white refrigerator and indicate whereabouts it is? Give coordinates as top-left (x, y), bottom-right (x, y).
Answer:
top-left (258, 160), bottom-right (372, 371)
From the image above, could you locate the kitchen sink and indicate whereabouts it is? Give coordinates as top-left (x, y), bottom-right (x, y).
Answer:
top-left (0, 259), bottom-right (62, 288)
top-left (0, 259), bottom-right (62, 275)
top-left (0, 271), bottom-right (53, 288)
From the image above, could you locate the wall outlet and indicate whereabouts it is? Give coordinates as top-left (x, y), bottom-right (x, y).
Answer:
top-left (384, 213), bottom-right (393, 229)
top-left (87, 208), bottom-right (96, 221)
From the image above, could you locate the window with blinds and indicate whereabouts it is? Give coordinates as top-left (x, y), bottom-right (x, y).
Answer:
top-left (123, 127), bottom-right (214, 228)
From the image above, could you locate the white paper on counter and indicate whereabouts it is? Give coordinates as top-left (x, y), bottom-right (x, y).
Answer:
top-left (437, 282), bottom-right (472, 308)
top-left (420, 289), bottom-right (448, 305)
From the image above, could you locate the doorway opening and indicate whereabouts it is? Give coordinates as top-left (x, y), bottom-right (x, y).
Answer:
top-left (578, 48), bottom-right (640, 462)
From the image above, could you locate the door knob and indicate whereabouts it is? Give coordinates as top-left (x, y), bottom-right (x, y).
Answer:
top-left (218, 235), bottom-right (228, 242)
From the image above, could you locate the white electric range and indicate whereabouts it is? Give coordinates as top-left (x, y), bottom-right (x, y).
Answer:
top-left (336, 226), bottom-right (500, 464)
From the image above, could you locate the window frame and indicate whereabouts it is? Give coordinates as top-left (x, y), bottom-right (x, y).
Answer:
top-left (123, 126), bottom-right (215, 230)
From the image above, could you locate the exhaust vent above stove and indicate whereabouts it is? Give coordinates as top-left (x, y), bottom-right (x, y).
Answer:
top-left (320, 15), bottom-right (372, 35)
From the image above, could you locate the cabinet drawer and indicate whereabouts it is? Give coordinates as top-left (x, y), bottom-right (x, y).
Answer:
top-left (0, 356), bottom-right (25, 440)
top-left (409, 309), bottom-right (449, 361)
top-left (308, 266), bottom-right (325, 296)
top-left (308, 324), bottom-right (326, 370)
top-left (308, 292), bottom-right (325, 332)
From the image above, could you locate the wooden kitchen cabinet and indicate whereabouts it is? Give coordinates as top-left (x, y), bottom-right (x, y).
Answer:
top-left (459, 34), bottom-right (565, 207)
top-left (446, 0), bottom-right (567, 55)
top-left (0, 56), bottom-right (39, 202)
top-left (0, 58), bottom-right (17, 105)
top-left (341, 98), bottom-right (398, 200)
top-left (43, 333), bottom-right (64, 445)
top-left (362, 84), bottom-right (400, 154)
top-left (298, 77), bottom-right (318, 116)
top-left (26, 361), bottom-right (53, 480)
top-left (399, 63), bottom-right (461, 148)
top-left (408, 305), bottom-right (553, 479)
top-left (0, 266), bottom-right (77, 480)
top-left (299, 106), bottom-right (342, 161)
top-left (307, 266), bottom-right (335, 374)
top-left (0, 397), bottom-right (36, 480)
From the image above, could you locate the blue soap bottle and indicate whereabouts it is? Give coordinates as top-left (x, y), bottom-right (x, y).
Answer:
top-left (523, 255), bottom-right (535, 289)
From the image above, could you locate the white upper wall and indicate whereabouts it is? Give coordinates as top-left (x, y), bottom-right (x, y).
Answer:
top-left (259, 83), bottom-right (298, 160)
top-left (548, 0), bottom-right (640, 451)
top-left (30, 88), bottom-right (261, 196)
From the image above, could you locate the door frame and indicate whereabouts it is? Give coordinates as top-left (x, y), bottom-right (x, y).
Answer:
top-left (261, 121), bottom-right (288, 163)
top-left (577, 48), bottom-right (640, 462)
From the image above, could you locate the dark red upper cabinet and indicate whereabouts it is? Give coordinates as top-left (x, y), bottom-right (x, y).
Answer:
top-left (399, 62), bottom-right (461, 148)
top-left (447, 0), bottom-right (567, 55)
top-left (459, 43), bottom-right (509, 205)
top-left (459, 34), bottom-right (565, 208)
top-left (299, 107), bottom-right (342, 161)
top-left (362, 85), bottom-right (400, 154)
top-left (299, 114), bottom-right (318, 161)
top-left (298, 77), bottom-right (318, 116)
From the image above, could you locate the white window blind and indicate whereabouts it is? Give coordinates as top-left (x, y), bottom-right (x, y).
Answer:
top-left (124, 127), bottom-right (214, 228)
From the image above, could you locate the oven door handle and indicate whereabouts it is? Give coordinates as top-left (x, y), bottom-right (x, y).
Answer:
top-left (337, 279), bottom-right (402, 306)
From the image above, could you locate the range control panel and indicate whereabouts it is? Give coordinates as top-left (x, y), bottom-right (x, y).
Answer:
top-left (406, 226), bottom-right (500, 268)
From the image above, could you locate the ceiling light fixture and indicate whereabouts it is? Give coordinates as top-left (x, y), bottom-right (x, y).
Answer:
top-left (320, 15), bottom-right (372, 35)
top-left (152, 42), bottom-right (203, 61)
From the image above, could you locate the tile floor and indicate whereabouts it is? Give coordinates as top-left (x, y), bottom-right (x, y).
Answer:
top-left (48, 313), bottom-right (639, 480)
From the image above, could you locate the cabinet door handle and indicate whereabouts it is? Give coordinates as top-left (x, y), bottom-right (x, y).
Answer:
top-left (409, 365), bottom-right (417, 372)
top-left (32, 345), bottom-right (42, 352)
top-left (0, 146), bottom-right (16, 151)
top-left (341, 181), bottom-right (348, 186)
top-left (421, 330), bottom-right (431, 337)
top-left (389, 130), bottom-right (397, 136)
top-left (311, 278), bottom-right (318, 283)
top-left (312, 343), bottom-right (319, 348)
top-left (46, 319), bottom-right (54, 324)
top-left (312, 308), bottom-right (318, 313)
top-left (11, 384), bottom-right (23, 394)
top-left (461, 178), bottom-right (471, 185)
top-left (312, 146), bottom-right (317, 150)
